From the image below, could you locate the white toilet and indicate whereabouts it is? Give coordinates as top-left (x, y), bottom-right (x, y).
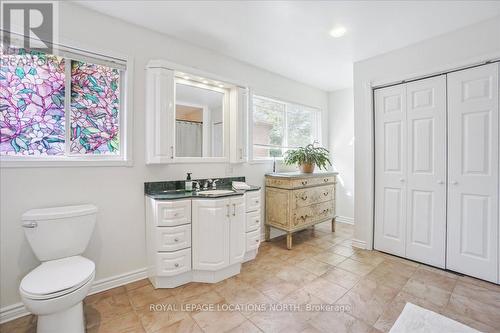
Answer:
top-left (20, 204), bottom-right (97, 333)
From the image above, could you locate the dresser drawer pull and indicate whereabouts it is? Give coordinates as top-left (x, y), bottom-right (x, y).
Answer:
top-left (300, 214), bottom-right (309, 220)
top-left (322, 209), bottom-right (330, 214)
top-left (323, 192), bottom-right (329, 196)
top-left (324, 178), bottom-right (329, 182)
top-left (301, 195), bottom-right (308, 200)
top-left (301, 180), bottom-right (308, 186)
top-left (174, 263), bottom-right (179, 267)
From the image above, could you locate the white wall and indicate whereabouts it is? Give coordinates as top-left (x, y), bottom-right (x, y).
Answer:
top-left (328, 89), bottom-right (354, 222)
top-left (353, 16), bottom-right (500, 248)
top-left (0, 2), bottom-right (328, 311)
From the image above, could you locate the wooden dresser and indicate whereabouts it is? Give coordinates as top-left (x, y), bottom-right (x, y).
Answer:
top-left (265, 172), bottom-right (338, 249)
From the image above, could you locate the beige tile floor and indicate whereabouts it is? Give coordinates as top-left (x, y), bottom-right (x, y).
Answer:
top-left (2, 222), bottom-right (500, 333)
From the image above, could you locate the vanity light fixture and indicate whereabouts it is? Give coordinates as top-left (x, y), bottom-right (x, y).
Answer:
top-left (329, 25), bottom-right (347, 38)
top-left (202, 80), bottom-right (209, 84)
top-left (183, 76), bottom-right (190, 80)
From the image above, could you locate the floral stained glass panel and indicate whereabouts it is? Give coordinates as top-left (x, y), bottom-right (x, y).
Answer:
top-left (70, 61), bottom-right (120, 155)
top-left (0, 48), bottom-right (66, 156)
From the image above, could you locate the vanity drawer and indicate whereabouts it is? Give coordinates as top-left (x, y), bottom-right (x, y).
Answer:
top-left (155, 225), bottom-right (191, 252)
top-left (293, 185), bottom-right (334, 208)
top-left (246, 229), bottom-right (260, 251)
top-left (156, 200), bottom-right (191, 226)
top-left (246, 190), bottom-right (261, 212)
top-left (155, 249), bottom-right (191, 277)
top-left (246, 210), bottom-right (261, 232)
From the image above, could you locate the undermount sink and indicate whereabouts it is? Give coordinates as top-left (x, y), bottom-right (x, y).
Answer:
top-left (198, 190), bottom-right (235, 196)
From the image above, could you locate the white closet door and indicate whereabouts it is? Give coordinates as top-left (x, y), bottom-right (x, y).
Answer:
top-left (374, 85), bottom-right (407, 256)
top-left (447, 63), bottom-right (499, 283)
top-left (405, 76), bottom-right (447, 268)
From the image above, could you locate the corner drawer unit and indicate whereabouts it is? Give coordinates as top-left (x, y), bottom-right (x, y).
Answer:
top-left (244, 189), bottom-right (262, 262)
top-left (265, 172), bottom-right (338, 249)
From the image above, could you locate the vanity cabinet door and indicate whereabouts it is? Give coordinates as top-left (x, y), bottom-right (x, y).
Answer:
top-left (229, 196), bottom-right (246, 264)
top-left (229, 87), bottom-right (248, 163)
top-left (145, 66), bottom-right (175, 164)
top-left (192, 199), bottom-right (230, 271)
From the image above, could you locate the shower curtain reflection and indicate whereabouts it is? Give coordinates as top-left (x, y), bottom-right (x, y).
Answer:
top-left (176, 120), bottom-right (203, 157)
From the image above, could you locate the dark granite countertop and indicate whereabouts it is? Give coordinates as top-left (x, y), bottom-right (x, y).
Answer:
top-left (145, 176), bottom-right (260, 200)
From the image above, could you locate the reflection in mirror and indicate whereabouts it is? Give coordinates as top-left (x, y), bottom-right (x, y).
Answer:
top-left (175, 83), bottom-right (224, 157)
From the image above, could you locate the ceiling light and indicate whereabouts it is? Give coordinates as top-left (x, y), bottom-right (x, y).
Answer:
top-left (329, 25), bottom-right (347, 38)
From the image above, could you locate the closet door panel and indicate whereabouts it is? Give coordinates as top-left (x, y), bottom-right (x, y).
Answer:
top-left (405, 76), bottom-right (447, 268)
top-left (447, 63), bottom-right (499, 283)
top-left (374, 85), bottom-right (407, 256)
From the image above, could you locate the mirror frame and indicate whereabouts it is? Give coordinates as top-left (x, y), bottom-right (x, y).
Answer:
top-left (173, 78), bottom-right (230, 163)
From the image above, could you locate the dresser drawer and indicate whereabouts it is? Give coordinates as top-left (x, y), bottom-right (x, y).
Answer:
top-left (155, 225), bottom-right (191, 252)
top-left (246, 190), bottom-right (261, 212)
top-left (291, 176), bottom-right (334, 188)
top-left (246, 229), bottom-right (260, 251)
top-left (292, 200), bottom-right (334, 228)
top-left (156, 200), bottom-right (191, 226)
top-left (246, 210), bottom-right (261, 232)
top-left (155, 249), bottom-right (191, 276)
top-left (293, 185), bottom-right (334, 208)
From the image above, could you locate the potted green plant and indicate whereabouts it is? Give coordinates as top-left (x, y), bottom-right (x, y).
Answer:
top-left (283, 144), bottom-right (332, 173)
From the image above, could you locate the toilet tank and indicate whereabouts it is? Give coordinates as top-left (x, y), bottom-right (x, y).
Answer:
top-left (22, 205), bottom-right (98, 261)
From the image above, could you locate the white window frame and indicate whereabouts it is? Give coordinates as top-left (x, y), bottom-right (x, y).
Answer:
top-left (249, 94), bottom-right (322, 162)
top-left (0, 33), bottom-right (134, 168)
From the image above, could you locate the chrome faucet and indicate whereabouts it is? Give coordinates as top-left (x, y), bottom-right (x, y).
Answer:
top-left (192, 181), bottom-right (201, 192)
top-left (212, 179), bottom-right (220, 189)
top-left (203, 179), bottom-right (212, 190)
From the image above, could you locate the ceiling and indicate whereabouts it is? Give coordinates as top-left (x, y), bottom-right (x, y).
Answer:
top-left (76, 1), bottom-right (500, 91)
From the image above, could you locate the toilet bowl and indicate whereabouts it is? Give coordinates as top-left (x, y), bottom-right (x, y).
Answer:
top-left (20, 205), bottom-right (97, 333)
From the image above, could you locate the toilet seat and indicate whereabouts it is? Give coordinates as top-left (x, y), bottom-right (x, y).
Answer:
top-left (20, 256), bottom-right (95, 300)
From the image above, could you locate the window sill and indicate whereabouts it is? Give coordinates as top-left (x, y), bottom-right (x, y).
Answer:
top-left (0, 157), bottom-right (133, 168)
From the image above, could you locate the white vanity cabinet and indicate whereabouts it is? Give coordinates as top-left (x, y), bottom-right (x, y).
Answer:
top-left (244, 190), bottom-right (262, 261)
top-left (146, 193), bottom-right (255, 288)
top-left (192, 196), bottom-right (246, 271)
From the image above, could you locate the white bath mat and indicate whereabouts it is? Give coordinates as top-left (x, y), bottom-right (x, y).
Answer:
top-left (389, 303), bottom-right (481, 333)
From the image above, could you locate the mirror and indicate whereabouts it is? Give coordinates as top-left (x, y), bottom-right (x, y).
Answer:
top-left (175, 83), bottom-right (225, 158)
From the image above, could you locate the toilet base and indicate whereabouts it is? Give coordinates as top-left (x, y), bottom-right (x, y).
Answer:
top-left (37, 301), bottom-right (84, 333)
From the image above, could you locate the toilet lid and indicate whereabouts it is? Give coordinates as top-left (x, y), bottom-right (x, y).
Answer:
top-left (20, 256), bottom-right (95, 300)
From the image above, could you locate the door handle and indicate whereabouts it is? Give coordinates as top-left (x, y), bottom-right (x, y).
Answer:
top-left (232, 203), bottom-right (236, 216)
top-left (226, 204), bottom-right (230, 218)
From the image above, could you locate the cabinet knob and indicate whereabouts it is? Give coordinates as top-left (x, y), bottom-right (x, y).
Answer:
top-left (255, 200), bottom-right (259, 204)
top-left (174, 213), bottom-right (178, 217)
top-left (255, 239), bottom-right (259, 243)
top-left (256, 220), bottom-right (259, 223)
top-left (174, 263), bottom-right (179, 267)
top-left (174, 238), bottom-right (179, 242)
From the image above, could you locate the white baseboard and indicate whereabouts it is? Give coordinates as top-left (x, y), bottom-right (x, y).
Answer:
top-left (352, 238), bottom-right (367, 249)
top-left (336, 216), bottom-right (354, 225)
top-left (0, 267), bottom-right (147, 324)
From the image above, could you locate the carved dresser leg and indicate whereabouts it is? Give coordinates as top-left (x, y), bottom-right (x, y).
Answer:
top-left (265, 225), bottom-right (271, 241)
top-left (286, 232), bottom-right (293, 250)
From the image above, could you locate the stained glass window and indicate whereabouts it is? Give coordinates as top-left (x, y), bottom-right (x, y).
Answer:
top-left (0, 48), bottom-right (66, 156)
top-left (0, 47), bottom-right (122, 159)
top-left (70, 61), bottom-right (120, 155)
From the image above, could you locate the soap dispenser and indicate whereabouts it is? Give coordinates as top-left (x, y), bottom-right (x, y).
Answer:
top-left (185, 173), bottom-right (193, 191)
